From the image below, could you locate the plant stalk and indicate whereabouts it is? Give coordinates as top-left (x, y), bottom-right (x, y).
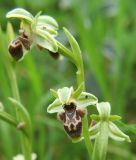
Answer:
top-left (92, 122), bottom-right (109, 160)
top-left (8, 63), bottom-right (32, 160)
top-left (58, 40), bottom-right (93, 160)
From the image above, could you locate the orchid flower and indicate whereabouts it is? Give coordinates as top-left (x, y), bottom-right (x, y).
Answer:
top-left (89, 102), bottom-right (131, 142)
top-left (6, 8), bottom-right (58, 61)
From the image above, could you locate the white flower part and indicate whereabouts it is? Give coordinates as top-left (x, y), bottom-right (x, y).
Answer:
top-left (6, 8), bottom-right (34, 23)
top-left (96, 102), bottom-right (111, 117)
top-left (47, 98), bottom-right (63, 113)
top-left (76, 92), bottom-right (98, 108)
top-left (57, 87), bottom-right (73, 104)
top-left (13, 153), bottom-right (37, 160)
top-left (109, 122), bottom-right (131, 142)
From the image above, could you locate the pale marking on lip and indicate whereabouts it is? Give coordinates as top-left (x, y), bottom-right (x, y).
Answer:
top-left (64, 111), bottom-right (81, 131)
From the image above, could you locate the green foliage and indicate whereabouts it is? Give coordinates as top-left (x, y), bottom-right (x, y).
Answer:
top-left (0, 0), bottom-right (136, 160)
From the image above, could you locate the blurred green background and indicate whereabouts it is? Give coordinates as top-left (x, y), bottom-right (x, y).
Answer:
top-left (0, 0), bottom-right (136, 159)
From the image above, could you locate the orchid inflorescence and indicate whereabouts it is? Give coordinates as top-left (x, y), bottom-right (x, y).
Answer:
top-left (4, 8), bottom-right (131, 160)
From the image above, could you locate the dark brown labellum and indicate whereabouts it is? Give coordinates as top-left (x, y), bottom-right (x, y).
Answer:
top-left (8, 39), bottom-right (23, 61)
top-left (8, 30), bottom-right (31, 61)
top-left (57, 102), bottom-right (86, 139)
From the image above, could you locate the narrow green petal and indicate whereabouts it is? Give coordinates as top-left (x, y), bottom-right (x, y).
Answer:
top-left (109, 131), bottom-right (127, 142)
top-left (109, 122), bottom-right (131, 142)
top-left (57, 87), bottom-right (73, 104)
top-left (96, 102), bottom-right (111, 117)
top-left (34, 28), bottom-right (58, 52)
top-left (6, 8), bottom-right (34, 23)
top-left (76, 92), bottom-right (98, 108)
top-left (47, 99), bottom-right (63, 113)
top-left (89, 122), bottom-right (101, 139)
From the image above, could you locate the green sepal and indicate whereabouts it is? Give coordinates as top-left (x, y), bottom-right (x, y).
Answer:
top-left (109, 122), bottom-right (131, 142)
top-left (57, 87), bottom-right (73, 104)
top-left (6, 8), bottom-right (34, 23)
top-left (76, 92), bottom-right (98, 108)
top-left (34, 28), bottom-right (58, 52)
top-left (47, 99), bottom-right (62, 113)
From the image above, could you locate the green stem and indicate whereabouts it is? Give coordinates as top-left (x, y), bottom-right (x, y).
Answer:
top-left (0, 111), bottom-right (17, 127)
top-left (58, 38), bottom-right (93, 160)
top-left (57, 41), bottom-right (75, 63)
top-left (6, 22), bottom-right (32, 159)
top-left (8, 63), bottom-right (20, 102)
top-left (7, 63), bottom-right (32, 160)
top-left (92, 122), bottom-right (109, 160)
top-left (82, 116), bottom-right (93, 159)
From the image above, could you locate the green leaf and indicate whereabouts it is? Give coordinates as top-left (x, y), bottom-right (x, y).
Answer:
top-left (0, 111), bottom-right (17, 127)
top-left (57, 87), bottom-right (73, 104)
top-left (115, 120), bottom-right (136, 135)
top-left (34, 28), bottom-right (58, 52)
top-left (63, 27), bottom-right (82, 65)
top-left (6, 8), bottom-right (34, 23)
top-left (8, 97), bottom-right (32, 138)
top-left (47, 98), bottom-right (63, 113)
top-left (72, 82), bottom-right (84, 98)
top-left (76, 92), bottom-right (98, 108)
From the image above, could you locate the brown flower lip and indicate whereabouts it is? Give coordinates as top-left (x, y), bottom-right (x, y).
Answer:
top-left (8, 38), bottom-right (23, 61)
top-left (8, 32), bottom-right (31, 61)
